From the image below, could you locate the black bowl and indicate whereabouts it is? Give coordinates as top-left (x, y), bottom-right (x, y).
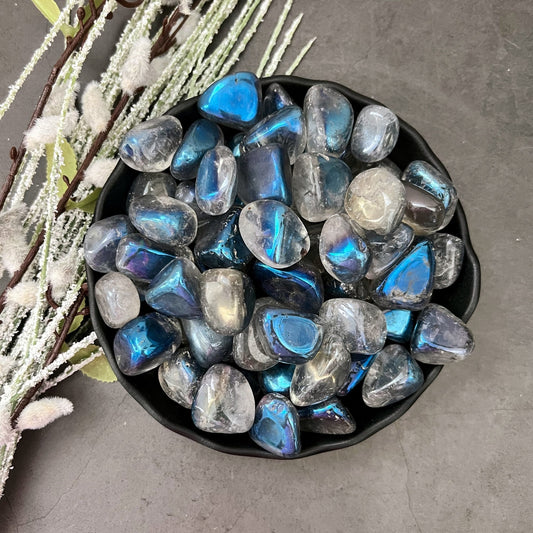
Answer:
top-left (87, 75), bottom-right (481, 459)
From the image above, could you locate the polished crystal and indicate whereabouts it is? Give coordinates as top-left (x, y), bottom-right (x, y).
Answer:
top-left (402, 182), bottom-right (446, 235)
top-left (263, 83), bottom-right (294, 116)
top-left (181, 318), bottom-right (233, 368)
top-left (126, 172), bottom-right (177, 209)
top-left (431, 233), bottom-right (464, 289)
top-left (95, 272), bottom-right (140, 329)
top-left (298, 398), bottom-right (356, 435)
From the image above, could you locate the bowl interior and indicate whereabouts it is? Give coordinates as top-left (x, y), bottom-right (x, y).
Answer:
top-left (86, 75), bottom-right (481, 459)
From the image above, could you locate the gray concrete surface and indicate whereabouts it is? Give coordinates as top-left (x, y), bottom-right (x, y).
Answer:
top-left (0, 1), bottom-right (532, 531)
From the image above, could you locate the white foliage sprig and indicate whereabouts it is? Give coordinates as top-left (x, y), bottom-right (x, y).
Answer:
top-left (16, 397), bottom-right (73, 431)
top-left (120, 37), bottom-right (152, 95)
top-left (83, 157), bottom-right (118, 188)
top-left (81, 82), bottom-right (111, 134)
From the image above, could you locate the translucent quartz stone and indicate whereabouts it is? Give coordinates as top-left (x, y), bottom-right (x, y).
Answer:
top-left (304, 84), bottom-right (354, 157)
top-left (170, 119), bottom-right (223, 181)
top-left (345, 167), bottom-right (406, 235)
top-left (298, 398), bottom-right (356, 435)
top-left (401, 160), bottom-right (458, 229)
top-left (323, 277), bottom-right (371, 301)
top-left (259, 363), bottom-right (296, 395)
top-left (115, 233), bottom-right (175, 283)
top-left (126, 172), bottom-right (177, 209)
top-left (402, 182), bottom-right (446, 235)
top-left (290, 334), bottom-right (351, 407)
top-left (239, 200), bottom-right (310, 269)
top-left (119, 116), bottom-right (183, 172)
top-left (319, 213), bottom-right (371, 284)
top-left (255, 305), bottom-right (324, 364)
top-left (228, 132), bottom-right (245, 158)
top-left (431, 233), bottom-right (464, 289)
top-left (365, 223), bottom-right (414, 280)
top-left (174, 181), bottom-right (209, 225)
top-left (411, 304), bottom-right (475, 364)
top-left (200, 268), bottom-right (255, 335)
top-left (384, 309), bottom-right (415, 343)
top-left (158, 347), bottom-right (204, 408)
top-left (362, 344), bottom-right (424, 408)
top-left (370, 240), bottom-right (435, 311)
top-left (319, 298), bottom-right (387, 354)
top-left (343, 153), bottom-right (402, 179)
top-left (337, 354), bottom-right (377, 396)
top-left (84, 215), bottom-right (134, 273)
top-left (242, 105), bottom-right (306, 164)
top-left (193, 207), bottom-right (253, 270)
top-left (350, 105), bottom-right (399, 163)
top-left (113, 312), bottom-right (182, 376)
top-left (145, 257), bottom-right (202, 319)
top-left (292, 153), bottom-right (351, 222)
top-left (191, 364), bottom-right (256, 433)
top-left (249, 393), bottom-right (301, 457)
top-left (181, 318), bottom-right (233, 368)
top-left (263, 82), bottom-right (294, 116)
top-left (95, 272), bottom-right (140, 329)
top-left (198, 72), bottom-right (262, 130)
top-left (237, 144), bottom-right (292, 205)
top-left (250, 260), bottom-right (324, 314)
top-left (128, 195), bottom-right (197, 247)
top-left (195, 146), bottom-right (237, 216)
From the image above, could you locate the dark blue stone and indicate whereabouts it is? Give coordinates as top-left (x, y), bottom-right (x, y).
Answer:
top-left (198, 72), bottom-right (262, 130)
top-left (259, 363), bottom-right (296, 396)
top-left (228, 132), bottom-right (245, 157)
top-left (384, 309), bottom-right (415, 343)
top-left (298, 398), bottom-right (356, 435)
top-left (263, 83), bottom-right (294, 116)
top-left (323, 276), bottom-right (371, 301)
top-left (336, 354), bottom-right (377, 396)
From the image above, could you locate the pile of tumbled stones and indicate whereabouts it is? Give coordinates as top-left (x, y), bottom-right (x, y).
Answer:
top-left (84, 72), bottom-right (474, 458)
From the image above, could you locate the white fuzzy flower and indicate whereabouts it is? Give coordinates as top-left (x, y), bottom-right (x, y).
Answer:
top-left (175, 11), bottom-right (201, 46)
top-left (16, 397), bottom-right (73, 431)
top-left (4, 281), bottom-right (39, 309)
top-left (149, 55), bottom-right (171, 83)
top-left (83, 157), bottom-right (118, 188)
top-left (42, 82), bottom-right (80, 117)
top-left (0, 203), bottom-right (28, 275)
top-left (23, 110), bottom-right (80, 150)
top-left (0, 406), bottom-right (14, 447)
top-left (161, 0), bottom-right (192, 12)
top-left (0, 356), bottom-right (15, 380)
top-left (81, 81), bottom-right (110, 134)
top-left (120, 37), bottom-right (152, 95)
top-left (48, 250), bottom-right (79, 301)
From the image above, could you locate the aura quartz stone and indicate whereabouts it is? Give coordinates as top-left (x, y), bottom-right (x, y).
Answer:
top-left (229, 132), bottom-right (245, 157)
top-left (145, 257), bottom-right (203, 319)
top-left (411, 304), bottom-right (475, 364)
top-left (304, 84), bottom-right (354, 157)
top-left (402, 182), bottom-right (446, 235)
top-left (242, 105), bottom-right (306, 164)
top-left (249, 393), bottom-right (301, 457)
top-left (259, 363), bottom-right (296, 395)
top-left (181, 318), bottom-right (233, 368)
top-left (158, 347), bottom-right (204, 408)
top-left (370, 240), bottom-right (435, 310)
top-left (195, 146), bottom-right (237, 216)
top-left (170, 119), bottom-right (223, 180)
top-left (345, 167), bottom-right (406, 235)
top-left (401, 160), bottom-right (458, 228)
top-left (198, 72), bottom-right (262, 130)
top-left (319, 298), bottom-right (387, 354)
top-left (113, 312), bottom-right (182, 376)
top-left (200, 268), bottom-right (255, 335)
top-left (126, 172), bottom-right (177, 209)
top-left (292, 153), bottom-right (351, 222)
top-left (362, 344), bottom-right (424, 408)
top-left (350, 105), bottom-right (399, 163)
top-left (383, 308), bottom-right (415, 343)
top-left (191, 364), bottom-right (256, 433)
top-left (319, 213), bottom-right (371, 284)
top-left (128, 195), bottom-right (197, 247)
top-left (237, 144), bottom-right (292, 205)
top-left (250, 260), bottom-right (324, 314)
top-left (263, 82), bottom-right (294, 116)
top-left (193, 207), bottom-right (253, 270)
top-left (298, 398), bottom-right (356, 435)
top-left (290, 334), bottom-right (351, 407)
top-left (119, 116), bottom-right (183, 172)
top-left (115, 233), bottom-right (175, 283)
top-left (337, 354), bottom-right (377, 396)
top-left (431, 233), bottom-right (465, 289)
top-left (94, 272), bottom-right (141, 329)
top-left (239, 200), bottom-right (310, 269)
top-left (323, 277), bottom-right (371, 301)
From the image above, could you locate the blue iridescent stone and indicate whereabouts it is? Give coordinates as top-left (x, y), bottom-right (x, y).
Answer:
top-left (322, 277), bottom-right (371, 301)
top-left (113, 312), bottom-right (182, 376)
top-left (337, 354), bottom-right (377, 396)
top-left (250, 260), bottom-right (324, 314)
top-left (237, 144), bottom-right (292, 205)
top-left (249, 393), bottom-right (301, 458)
top-left (384, 309), bottom-right (415, 343)
top-left (263, 82), bottom-right (294, 116)
top-left (259, 363), bottom-right (296, 396)
top-left (145, 257), bottom-right (203, 318)
top-left (115, 233), bottom-right (175, 283)
top-left (298, 398), bottom-right (356, 435)
top-left (198, 72), bottom-right (262, 130)
top-left (371, 240), bottom-right (435, 311)
top-left (181, 318), bottom-right (233, 368)
top-left (170, 119), bottom-right (224, 181)
top-left (228, 132), bottom-right (245, 157)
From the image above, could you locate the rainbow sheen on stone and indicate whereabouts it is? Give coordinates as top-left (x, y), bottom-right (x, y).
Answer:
top-left (431, 233), bottom-right (464, 289)
top-left (402, 182), bottom-right (446, 236)
top-left (263, 82), bottom-right (294, 116)
top-left (95, 272), bottom-right (140, 329)
top-left (384, 308), bottom-right (415, 343)
top-left (181, 318), bottom-right (233, 368)
top-left (298, 398), bottom-right (356, 435)
top-left (126, 172), bottom-right (177, 209)
top-left (336, 353), bottom-right (377, 396)
top-left (259, 363), bottom-right (296, 396)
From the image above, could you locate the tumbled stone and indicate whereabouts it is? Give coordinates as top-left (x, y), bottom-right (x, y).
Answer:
top-left (319, 298), bottom-right (387, 354)
top-left (249, 393), bottom-right (300, 457)
top-left (304, 84), bottom-right (354, 157)
top-left (350, 105), bottom-right (399, 163)
top-left (411, 304), bottom-right (475, 364)
top-left (402, 182), bottom-right (446, 235)
top-left (323, 277), bottom-right (371, 301)
top-left (126, 172), bottom-right (177, 209)
top-left (191, 364), bottom-right (256, 433)
top-left (174, 181), bottom-right (209, 224)
top-left (362, 344), bottom-right (424, 408)
top-left (239, 200), bottom-right (310, 269)
top-left (337, 354), bottom-right (377, 396)
top-left (119, 116), bottom-right (183, 172)
top-left (383, 309), bottom-right (415, 343)
top-left (259, 363), bottom-right (296, 396)
top-left (95, 272), bottom-right (140, 329)
top-left (181, 318), bottom-right (233, 368)
top-left (113, 312), bottom-right (182, 376)
top-left (263, 82), bottom-right (294, 116)
top-left (298, 398), bottom-right (356, 435)
top-left (431, 233), bottom-right (464, 289)
top-left (292, 153), bottom-right (351, 222)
